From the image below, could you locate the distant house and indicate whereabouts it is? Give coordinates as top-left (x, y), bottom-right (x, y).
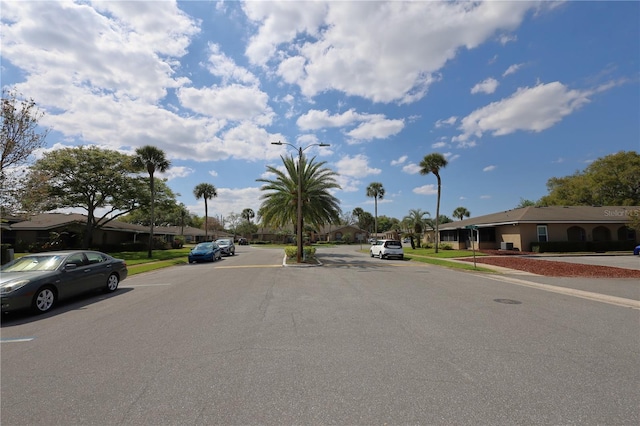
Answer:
top-left (5, 213), bottom-right (209, 249)
top-left (314, 224), bottom-right (367, 243)
top-left (437, 206), bottom-right (639, 252)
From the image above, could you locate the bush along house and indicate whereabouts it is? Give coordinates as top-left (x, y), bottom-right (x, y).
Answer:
top-left (437, 206), bottom-right (639, 253)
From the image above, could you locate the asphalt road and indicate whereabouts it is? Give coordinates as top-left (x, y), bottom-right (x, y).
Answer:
top-left (2, 245), bottom-right (639, 425)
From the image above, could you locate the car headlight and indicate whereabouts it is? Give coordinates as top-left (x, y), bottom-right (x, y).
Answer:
top-left (0, 280), bottom-right (30, 295)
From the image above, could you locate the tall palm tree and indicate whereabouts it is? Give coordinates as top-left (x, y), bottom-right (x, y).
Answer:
top-left (419, 153), bottom-right (448, 253)
top-left (132, 145), bottom-right (170, 258)
top-left (257, 153), bottom-right (341, 253)
top-left (241, 208), bottom-right (255, 224)
top-left (453, 206), bottom-right (471, 221)
top-left (352, 207), bottom-right (364, 229)
top-left (366, 182), bottom-right (385, 238)
top-left (403, 208), bottom-right (430, 248)
top-left (193, 183), bottom-right (217, 241)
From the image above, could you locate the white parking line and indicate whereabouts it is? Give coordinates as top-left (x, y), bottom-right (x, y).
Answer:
top-left (121, 283), bottom-right (173, 288)
top-left (1, 337), bottom-right (35, 343)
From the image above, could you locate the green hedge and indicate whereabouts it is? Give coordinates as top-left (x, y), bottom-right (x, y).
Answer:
top-left (284, 246), bottom-right (317, 259)
top-left (530, 240), bottom-right (637, 253)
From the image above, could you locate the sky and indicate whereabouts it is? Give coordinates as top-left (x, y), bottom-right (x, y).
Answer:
top-left (1, 0), bottom-right (639, 224)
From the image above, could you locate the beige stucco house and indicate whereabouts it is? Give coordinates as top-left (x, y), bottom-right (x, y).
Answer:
top-left (437, 206), bottom-right (639, 252)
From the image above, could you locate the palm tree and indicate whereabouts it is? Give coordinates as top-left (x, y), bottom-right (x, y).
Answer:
top-left (419, 153), bottom-right (448, 253)
top-left (132, 145), bottom-right (170, 258)
top-left (257, 153), bottom-right (341, 254)
top-left (453, 206), bottom-right (471, 221)
top-left (403, 208), bottom-right (430, 248)
top-left (352, 207), bottom-right (364, 229)
top-left (366, 182), bottom-right (385, 238)
top-left (193, 183), bottom-right (217, 241)
top-left (241, 208), bottom-right (255, 224)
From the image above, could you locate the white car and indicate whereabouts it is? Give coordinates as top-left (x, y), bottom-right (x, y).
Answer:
top-left (370, 239), bottom-right (404, 260)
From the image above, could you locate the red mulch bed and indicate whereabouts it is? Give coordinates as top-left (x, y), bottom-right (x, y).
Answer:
top-left (461, 254), bottom-right (640, 278)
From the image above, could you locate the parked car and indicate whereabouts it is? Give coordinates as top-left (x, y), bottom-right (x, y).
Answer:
top-left (215, 238), bottom-right (235, 256)
top-left (238, 238), bottom-right (249, 245)
top-left (370, 239), bottom-right (404, 260)
top-left (188, 242), bottom-right (222, 263)
top-left (0, 250), bottom-right (128, 314)
top-left (634, 244), bottom-right (640, 255)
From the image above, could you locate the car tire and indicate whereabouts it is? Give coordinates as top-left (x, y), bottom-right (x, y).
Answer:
top-left (105, 273), bottom-right (119, 292)
top-left (370, 251), bottom-right (374, 257)
top-left (231, 250), bottom-right (235, 256)
top-left (32, 286), bottom-right (56, 314)
top-left (379, 252), bottom-right (383, 259)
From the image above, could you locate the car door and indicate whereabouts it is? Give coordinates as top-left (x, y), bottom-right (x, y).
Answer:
top-left (58, 252), bottom-right (90, 299)
top-left (84, 251), bottom-right (111, 290)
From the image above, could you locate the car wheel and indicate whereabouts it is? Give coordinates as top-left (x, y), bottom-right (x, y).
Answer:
top-left (370, 251), bottom-right (374, 257)
top-left (231, 250), bottom-right (235, 256)
top-left (32, 286), bottom-right (55, 314)
top-left (379, 252), bottom-right (383, 259)
top-left (105, 273), bottom-right (119, 292)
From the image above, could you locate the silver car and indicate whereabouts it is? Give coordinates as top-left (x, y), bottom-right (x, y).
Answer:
top-left (215, 238), bottom-right (235, 256)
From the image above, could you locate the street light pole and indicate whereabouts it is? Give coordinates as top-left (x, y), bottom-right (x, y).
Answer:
top-left (271, 141), bottom-right (330, 263)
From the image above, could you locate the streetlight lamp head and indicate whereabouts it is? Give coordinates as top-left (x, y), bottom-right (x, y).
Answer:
top-left (271, 141), bottom-right (282, 145)
top-left (319, 143), bottom-right (330, 147)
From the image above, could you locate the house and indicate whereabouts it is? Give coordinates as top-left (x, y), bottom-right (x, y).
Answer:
top-left (314, 224), bottom-right (367, 243)
top-left (5, 213), bottom-right (208, 250)
top-left (437, 206), bottom-right (639, 252)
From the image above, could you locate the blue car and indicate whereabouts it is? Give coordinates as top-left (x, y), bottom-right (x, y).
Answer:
top-left (188, 242), bottom-right (222, 263)
top-left (634, 244), bottom-right (640, 255)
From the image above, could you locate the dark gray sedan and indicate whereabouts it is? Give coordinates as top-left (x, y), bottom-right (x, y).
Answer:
top-left (1, 250), bottom-right (128, 314)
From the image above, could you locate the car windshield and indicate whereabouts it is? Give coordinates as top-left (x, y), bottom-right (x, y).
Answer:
top-left (384, 241), bottom-right (402, 248)
top-left (194, 243), bottom-right (213, 250)
top-left (216, 239), bottom-right (230, 245)
top-left (1, 255), bottom-right (65, 272)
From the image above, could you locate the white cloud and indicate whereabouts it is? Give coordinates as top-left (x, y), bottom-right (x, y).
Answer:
top-left (483, 165), bottom-right (496, 172)
top-left (432, 141), bottom-right (448, 149)
top-left (208, 170), bottom-right (219, 177)
top-left (480, 195), bottom-right (492, 199)
top-left (391, 155), bottom-right (408, 166)
top-left (178, 85), bottom-right (274, 124)
top-left (498, 34), bottom-right (517, 45)
top-left (245, 1), bottom-right (539, 103)
top-left (164, 166), bottom-right (194, 180)
top-left (297, 109), bottom-right (404, 143)
top-left (413, 184), bottom-right (438, 195)
top-left (334, 154), bottom-right (382, 178)
top-left (471, 78), bottom-right (499, 95)
top-left (402, 163), bottom-right (422, 175)
top-left (435, 116), bottom-right (457, 128)
top-left (454, 82), bottom-right (594, 143)
top-left (205, 43), bottom-right (260, 86)
top-left (188, 186), bottom-right (263, 218)
top-left (503, 63), bottom-right (524, 77)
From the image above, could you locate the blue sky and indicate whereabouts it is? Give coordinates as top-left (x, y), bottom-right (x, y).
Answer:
top-left (2, 1), bottom-right (638, 223)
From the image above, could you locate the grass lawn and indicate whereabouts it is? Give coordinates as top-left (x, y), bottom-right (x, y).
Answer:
top-left (403, 247), bottom-right (486, 258)
top-left (110, 248), bottom-right (191, 275)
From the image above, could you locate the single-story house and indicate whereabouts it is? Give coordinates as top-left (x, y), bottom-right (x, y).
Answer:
top-left (437, 206), bottom-right (639, 252)
top-left (314, 224), bottom-right (367, 243)
top-left (3, 213), bottom-right (209, 249)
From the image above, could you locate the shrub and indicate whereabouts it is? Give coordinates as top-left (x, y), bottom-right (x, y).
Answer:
top-left (284, 246), bottom-right (317, 259)
top-left (438, 243), bottom-right (454, 250)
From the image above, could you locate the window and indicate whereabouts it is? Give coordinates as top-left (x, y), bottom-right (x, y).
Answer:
top-left (567, 226), bottom-right (586, 242)
top-left (479, 227), bottom-right (496, 242)
top-left (441, 230), bottom-right (458, 242)
top-left (537, 225), bottom-right (548, 242)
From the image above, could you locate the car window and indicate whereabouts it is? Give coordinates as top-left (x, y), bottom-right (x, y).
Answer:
top-left (86, 252), bottom-right (107, 264)
top-left (384, 241), bottom-right (402, 248)
top-left (216, 239), bottom-right (230, 245)
top-left (1, 255), bottom-right (64, 272)
top-left (196, 243), bottom-right (213, 250)
top-left (66, 253), bottom-right (86, 267)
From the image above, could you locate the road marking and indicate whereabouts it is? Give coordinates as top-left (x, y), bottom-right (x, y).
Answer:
top-left (212, 265), bottom-right (283, 269)
top-left (1, 337), bottom-right (35, 343)
top-left (481, 274), bottom-right (640, 310)
top-left (121, 283), bottom-right (173, 288)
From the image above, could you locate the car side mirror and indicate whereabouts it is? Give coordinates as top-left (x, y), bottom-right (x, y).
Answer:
top-left (65, 263), bottom-right (78, 270)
